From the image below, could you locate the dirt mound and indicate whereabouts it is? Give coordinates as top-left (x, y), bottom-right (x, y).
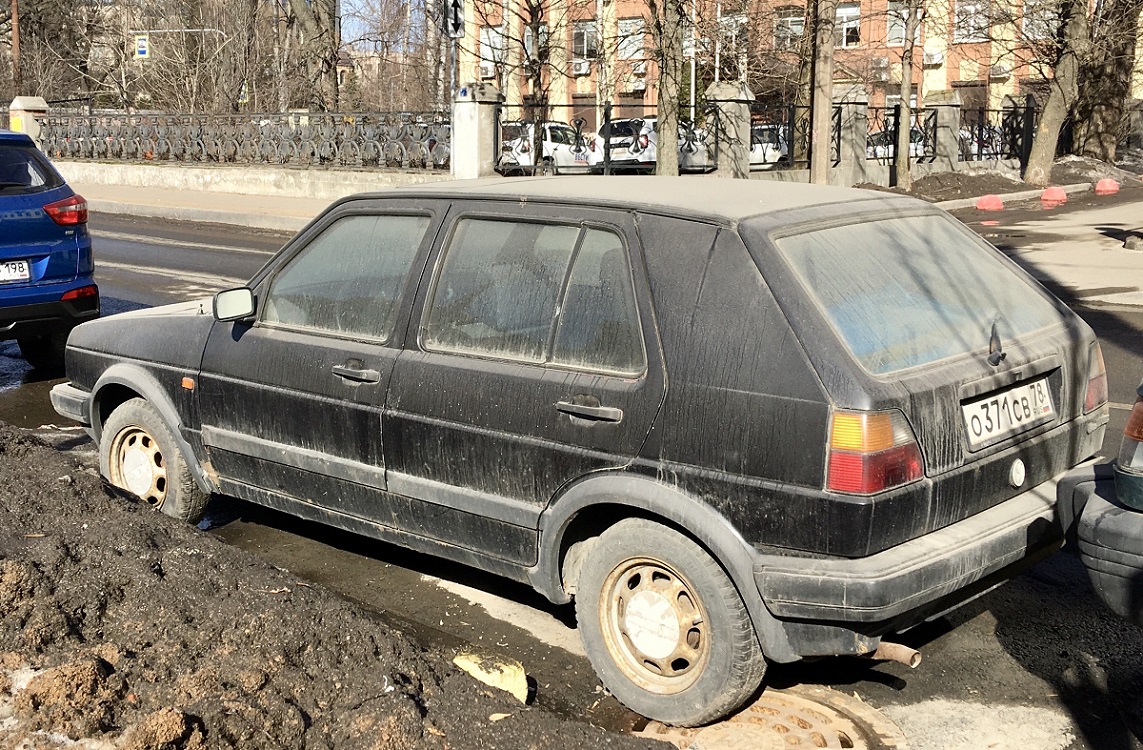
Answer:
top-left (0, 424), bottom-right (662, 750)
top-left (910, 169), bottom-right (1026, 202)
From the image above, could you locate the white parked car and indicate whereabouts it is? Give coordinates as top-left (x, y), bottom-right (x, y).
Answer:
top-left (591, 116), bottom-right (713, 173)
top-left (750, 124), bottom-right (789, 170)
top-left (866, 128), bottom-right (926, 160)
top-left (498, 121), bottom-right (593, 175)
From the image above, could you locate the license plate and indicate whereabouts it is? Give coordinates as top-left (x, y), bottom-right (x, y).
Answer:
top-left (962, 377), bottom-right (1055, 448)
top-left (611, 148), bottom-right (629, 159)
top-left (574, 152), bottom-right (588, 163)
top-left (0, 260), bottom-right (30, 283)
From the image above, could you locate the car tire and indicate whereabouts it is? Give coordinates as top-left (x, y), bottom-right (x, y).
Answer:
top-left (539, 158), bottom-right (556, 176)
top-left (574, 518), bottom-right (766, 727)
top-left (101, 398), bottom-right (210, 523)
top-left (17, 329), bottom-right (69, 372)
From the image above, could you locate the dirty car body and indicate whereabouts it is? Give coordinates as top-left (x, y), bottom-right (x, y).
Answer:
top-left (51, 177), bottom-right (1109, 727)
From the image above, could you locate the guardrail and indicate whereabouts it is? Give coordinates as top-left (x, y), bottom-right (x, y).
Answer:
top-left (38, 111), bottom-right (452, 169)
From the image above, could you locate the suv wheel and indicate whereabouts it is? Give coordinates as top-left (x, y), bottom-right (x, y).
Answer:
top-left (101, 398), bottom-right (210, 523)
top-left (17, 330), bottom-right (69, 372)
top-left (574, 518), bottom-right (766, 726)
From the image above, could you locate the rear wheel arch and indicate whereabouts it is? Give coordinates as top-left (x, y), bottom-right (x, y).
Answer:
top-left (535, 474), bottom-right (798, 664)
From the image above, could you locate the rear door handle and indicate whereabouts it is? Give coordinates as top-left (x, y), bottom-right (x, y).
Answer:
top-left (555, 401), bottom-right (623, 423)
top-left (332, 364), bottom-right (381, 384)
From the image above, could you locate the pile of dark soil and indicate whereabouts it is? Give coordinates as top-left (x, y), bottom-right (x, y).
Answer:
top-left (0, 424), bottom-right (661, 750)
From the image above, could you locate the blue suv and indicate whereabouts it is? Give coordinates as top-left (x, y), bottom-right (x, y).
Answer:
top-left (0, 130), bottom-right (98, 369)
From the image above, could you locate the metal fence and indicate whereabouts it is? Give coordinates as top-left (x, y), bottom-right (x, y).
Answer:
top-left (866, 106), bottom-right (937, 164)
top-left (37, 111), bottom-right (451, 169)
top-left (959, 101), bottom-right (1037, 166)
top-left (748, 103), bottom-right (842, 170)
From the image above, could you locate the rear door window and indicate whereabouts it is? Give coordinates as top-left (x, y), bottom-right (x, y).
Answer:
top-left (423, 219), bottom-right (645, 375)
top-left (771, 213), bottom-right (1067, 374)
top-left (0, 144), bottom-right (62, 193)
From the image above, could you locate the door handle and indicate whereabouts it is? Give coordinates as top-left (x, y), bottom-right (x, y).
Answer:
top-left (332, 364), bottom-right (381, 384)
top-left (555, 400), bottom-right (623, 423)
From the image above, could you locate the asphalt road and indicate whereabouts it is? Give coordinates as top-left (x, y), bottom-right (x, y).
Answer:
top-left (2, 205), bottom-right (1142, 750)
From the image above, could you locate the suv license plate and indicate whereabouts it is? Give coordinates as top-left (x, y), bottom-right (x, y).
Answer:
top-left (0, 260), bottom-right (30, 283)
top-left (962, 377), bottom-right (1055, 448)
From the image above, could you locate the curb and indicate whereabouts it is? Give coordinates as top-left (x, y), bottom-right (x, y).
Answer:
top-left (87, 199), bottom-right (311, 233)
top-left (936, 181), bottom-right (1095, 211)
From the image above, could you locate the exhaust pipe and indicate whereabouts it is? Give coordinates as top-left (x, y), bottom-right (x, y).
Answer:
top-left (872, 641), bottom-right (922, 669)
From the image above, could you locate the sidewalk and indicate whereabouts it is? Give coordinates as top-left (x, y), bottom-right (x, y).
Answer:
top-left (72, 177), bottom-right (1143, 308)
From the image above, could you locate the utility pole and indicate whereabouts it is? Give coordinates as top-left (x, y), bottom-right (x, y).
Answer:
top-left (10, 0), bottom-right (20, 91)
top-left (809, 0), bottom-right (837, 184)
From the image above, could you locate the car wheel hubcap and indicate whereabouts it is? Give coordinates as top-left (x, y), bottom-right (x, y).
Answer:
top-left (600, 558), bottom-right (709, 694)
top-left (111, 427), bottom-right (167, 509)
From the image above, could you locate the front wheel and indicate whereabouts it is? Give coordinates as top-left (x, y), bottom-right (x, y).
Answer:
top-left (101, 398), bottom-right (210, 523)
top-left (575, 518), bottom-right (766, 726)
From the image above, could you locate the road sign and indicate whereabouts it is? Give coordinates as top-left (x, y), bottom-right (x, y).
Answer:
top-left (443, 0), bottom-right (464, 39)
top-left (134, 34), bottom-right (149, 59)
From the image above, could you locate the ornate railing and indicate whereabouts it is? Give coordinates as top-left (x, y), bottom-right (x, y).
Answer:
top-left (866, 106), bottom-right (937, 163)
top-left (38, 111), bottom-right (451, 169)
top-left (959, 104), bottom-right (1037, 164)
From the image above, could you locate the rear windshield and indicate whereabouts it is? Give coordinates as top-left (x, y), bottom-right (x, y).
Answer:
top-left (599, 121), bottom-right (639, 138)
top-left (0, 143), bottom-right (63, 193)
top-left (772, 213), bottom-right (1067, 375)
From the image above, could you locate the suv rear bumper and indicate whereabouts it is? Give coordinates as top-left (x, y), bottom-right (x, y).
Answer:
top-left (754, 468), bottom-right (1079, 623)
top-left (0, 291), bottom-right (100, 341)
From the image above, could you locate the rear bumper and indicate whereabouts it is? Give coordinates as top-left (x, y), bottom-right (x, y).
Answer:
top-left (1069, 462), bottom-right (1143, 626)
top-left (755, 467), bottom-right (1084, 623)
top-left (0, 287), bottom-right (100, 340)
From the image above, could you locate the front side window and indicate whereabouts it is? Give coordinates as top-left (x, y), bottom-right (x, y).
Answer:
top-left (836, 3), bottom-right (861, 47)
top-left (263, 213), bottom-right (430, 341)
top-left (954, 0), bottom-right (990, 42)
top-left (573, 20), bottom-right (600, 59)
top-left (770, 214), bottom-right (1067, 375)
top-left (424, 219), bottom-right (644, 374)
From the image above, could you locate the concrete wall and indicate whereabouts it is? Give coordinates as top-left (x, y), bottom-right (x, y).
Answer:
top-left (53, 161), bottom-right (451, 201)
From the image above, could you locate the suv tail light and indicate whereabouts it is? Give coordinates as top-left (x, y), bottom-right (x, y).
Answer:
top-left (1118, 397), bottom-right (1143, 471)
top-left (827, 410), bottom-right (924, 494)
top-left (638, 134), bottom-right (650, 149)
top-left (44, 194), bottom-right (88, 226)
top-left (1085, 341), bottom-right (1108, 413)
top-left (520, 140), bottom-right (531, 153)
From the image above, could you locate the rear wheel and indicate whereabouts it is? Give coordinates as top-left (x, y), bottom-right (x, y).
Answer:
top-left (538, 157), bottom-right (556, 176)
top-left (574, 518), bottom-right (766, 726)
top-left (17, 329), bottom-right (69, 372)
top-left (101, 398), bottom-right (210, 523)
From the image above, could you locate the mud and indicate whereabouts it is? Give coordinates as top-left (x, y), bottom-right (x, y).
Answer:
top-left (0, 424), bottom-right (662, 750)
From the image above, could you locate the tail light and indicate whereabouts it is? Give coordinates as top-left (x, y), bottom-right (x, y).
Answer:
top-left (827, 409), bottom-right (924, 494)
top-left (520, 141), bottom-right (531, 153)
top-left (44, 194), bottom-right (88, 226)
top-left (1084, 341), bottom-right (1108, 413)
top-left (61, 284), bottom-right (97, 301)
top-left (1119, 397), bottom-right (1143, 471)
top-left (589, 140), bottom-right (596, 152)
top-left (638, 134), bottom-right (650, 149)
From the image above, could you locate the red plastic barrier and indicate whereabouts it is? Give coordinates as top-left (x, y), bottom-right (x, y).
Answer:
top-left (976, 194), bottom-right (1004, 211)
top-left (1095, 178), bottom-right (1120, 196)
top-left (1041, 186), bottom-right (1068, 208)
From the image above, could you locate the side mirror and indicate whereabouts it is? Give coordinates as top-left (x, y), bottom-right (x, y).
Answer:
top-left (213, 287), bottom-right (255, 322)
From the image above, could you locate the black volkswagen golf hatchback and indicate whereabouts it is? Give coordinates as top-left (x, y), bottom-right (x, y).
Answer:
top-left (52, 177), bottom-right (1108, 726)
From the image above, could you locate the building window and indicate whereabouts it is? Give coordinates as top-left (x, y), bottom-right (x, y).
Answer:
top-left (480, 25), bottom-right (505, 76)
top-left (573, 20), bottom-right (599, 59)
top-left (774, 6), bottom-right (805, 50)
top-left (617, 18), bottom-right (645, 60)
top-left (524, 24), bottom-right (549, 61)
top-left (836, 3), bottom-right (860, 47)
top-left (887, 1), bottom-right (922, 45)
top-left (953, 0), bottom-right (990, 42)
top-left (1022, 0), bottom-right (1056, 39)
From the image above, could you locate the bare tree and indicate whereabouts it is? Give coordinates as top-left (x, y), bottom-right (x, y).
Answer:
top-left (892, 0), bottom-right (923, 190)
top-left (646, 0), bottom-right (686, 175)
top-left (1024, 0), bottom-right (1088, 184)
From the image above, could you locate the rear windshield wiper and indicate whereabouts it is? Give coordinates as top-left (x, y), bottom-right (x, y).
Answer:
top-left (0, 181), bottom-right (29, 190)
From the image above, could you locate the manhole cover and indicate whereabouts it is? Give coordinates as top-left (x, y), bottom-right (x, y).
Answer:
top-left (635, 685), bottom-right (907, 750)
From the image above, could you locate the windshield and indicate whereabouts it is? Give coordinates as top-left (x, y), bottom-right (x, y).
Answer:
top-left (771, 213), bottom-right (1067, 375)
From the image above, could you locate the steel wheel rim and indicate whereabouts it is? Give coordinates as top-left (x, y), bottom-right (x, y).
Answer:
top-left (598, 556), bottom-right (710, 694)
top-left (109, 425), bottom-right (168, 510)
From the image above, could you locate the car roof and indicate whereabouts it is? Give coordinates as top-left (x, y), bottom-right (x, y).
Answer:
top-left (385, 176), bottom-right (898, 223)
top-left (0, 130), bottom-right (36, 146)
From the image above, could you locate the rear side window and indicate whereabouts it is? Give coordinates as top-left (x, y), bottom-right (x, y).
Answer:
top-left (0, 144), bottom-right (62, 193)
top-left (773, 214), bottom-right (1067, 375)
top-left (424, 219), bottom-right (645, 375)
top-left (262, 213), bottom-right (430, 341)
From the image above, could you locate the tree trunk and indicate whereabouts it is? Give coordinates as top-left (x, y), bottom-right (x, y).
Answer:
top-left (810, 0), bottom-right (837, 184)
top-left (648, 0), bottom-right (684, 176)
top-left (1025, 0), bottom-right (1088, 186)
top-left (893, 1), bottom-right (922, 191)
top-left (1072, 0), bottom-right (1141, 162)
